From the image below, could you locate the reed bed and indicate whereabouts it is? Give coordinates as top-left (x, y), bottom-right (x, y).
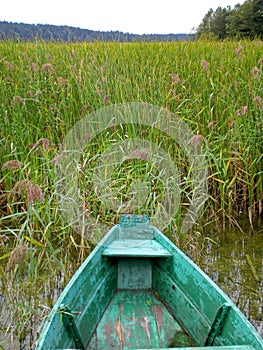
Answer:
top-left (0, 39), bottom-right (262, 348)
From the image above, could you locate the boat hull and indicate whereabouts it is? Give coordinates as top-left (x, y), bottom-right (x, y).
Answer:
top-left (36, 215), bottom-right (263, 350)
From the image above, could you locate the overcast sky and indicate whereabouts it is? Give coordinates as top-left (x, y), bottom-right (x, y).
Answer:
top-left (1, 0), bottom-right (245, 34)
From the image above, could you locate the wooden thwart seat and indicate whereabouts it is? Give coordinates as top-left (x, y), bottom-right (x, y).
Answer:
top-left (102, 239), bottom-right (172, 258)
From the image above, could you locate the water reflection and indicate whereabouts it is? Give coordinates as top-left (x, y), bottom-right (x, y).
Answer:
top-left (191, 221), bottom-right (263, 337)
top-left (0, 272), bottom-right (66, 350)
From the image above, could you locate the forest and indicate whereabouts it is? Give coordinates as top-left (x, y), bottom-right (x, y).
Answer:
top-left (0, 21), bottom-right (189, 42)
top-left (197, 0), bottom-right (263, 39)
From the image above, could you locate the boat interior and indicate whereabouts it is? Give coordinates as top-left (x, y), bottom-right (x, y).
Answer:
top-left (83, 218), bottom-right (195, 349)
top-left (86, 255), bottom-right (194, 349)
top-left (43, 215), bottom-right (260, 350)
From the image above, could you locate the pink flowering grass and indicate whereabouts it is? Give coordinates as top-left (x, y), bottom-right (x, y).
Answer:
top-left (2, 160), bottom-right (23, 171)
top-left (9, 179), bottom-right (44, 204)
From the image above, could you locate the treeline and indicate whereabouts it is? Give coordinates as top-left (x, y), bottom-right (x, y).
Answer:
top-left (0, 21), bottom-right (190, 42)
top-left (197, 0), bottom-right (263, 39)
top-left (1, 0), bottom-right (262, 43)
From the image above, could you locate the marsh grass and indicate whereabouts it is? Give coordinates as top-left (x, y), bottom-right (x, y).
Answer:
top-left (0, 39), bottom-right (262, 348)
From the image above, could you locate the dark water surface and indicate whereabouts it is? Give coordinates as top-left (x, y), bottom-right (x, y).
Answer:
top-left (0, 220), bottom-right (262, 349)
top-left (189, 220), bottom-right (263, 338)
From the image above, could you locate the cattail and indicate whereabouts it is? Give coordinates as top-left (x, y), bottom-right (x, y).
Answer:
top-left (2, 160), bottom-right (23, 171)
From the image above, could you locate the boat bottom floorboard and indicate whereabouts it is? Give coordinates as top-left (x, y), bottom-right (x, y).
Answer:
top-left (86, 290), bottom-right (194, 350)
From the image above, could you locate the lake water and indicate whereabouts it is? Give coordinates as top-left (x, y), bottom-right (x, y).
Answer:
top-left (189, 219), bottom-right (263, 337)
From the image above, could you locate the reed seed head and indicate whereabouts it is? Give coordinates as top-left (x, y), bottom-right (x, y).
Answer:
top-left (253, 96), bottom-right (262, 108)
top-left (6, 244), bottom-right (28, 271)
top-left (126, 148), bottom-right (149, 161)
top-left (2, 160), bottom-right (23, 171)
top-left (4, 60), bottom-right (13, 70)
top-left (96, 89), bottom-right (104, 94)
top-left (169, 73), bottom-right (181, 84)
top-left (236, 106), bottom-right (248, 116)
top-left (201, 60), bottom-right (209, 71)
top-left (42, 63), bottom-right (54, 74)
top-left (103, 95), bottom-right (109, 104)
top-left (10, 179), bottom-right (44, 204)
top-left (31, 62), bottom-right (38, 71)
top-left (16, 96), bottom-right (25, 104)
top-left (187, 134), bottom-right (203, 147)
top-left (31, 138), bottom-right (52, 152)
top-left (234, 45), bottom-right (243, 56)
top-left (51, 154), bottom-right (63, 165)
top-left (208, 121), bottom-right (215, 129)
top-left (250, 66), bottom-right (259, 80)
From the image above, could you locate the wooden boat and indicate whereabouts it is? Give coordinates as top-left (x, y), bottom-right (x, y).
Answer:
top-left (36, 214), bottom-right (263, 350)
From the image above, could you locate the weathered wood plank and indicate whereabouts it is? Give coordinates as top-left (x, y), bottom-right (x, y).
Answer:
top-left (102, 239), bottom-right (172, 258)
top-left (94, 290), bottom-right (189, 349)
top-left (153, 263), bottom-right (211, 345)
top-left (118, 258), bottom-right (152, 289)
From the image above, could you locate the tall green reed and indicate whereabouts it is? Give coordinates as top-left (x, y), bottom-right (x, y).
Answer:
top-left (0, 38), bottom-right (262, 349)
top-left (1, 40), bottom-right (262, 240)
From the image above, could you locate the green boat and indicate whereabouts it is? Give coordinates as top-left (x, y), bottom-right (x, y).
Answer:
top-left (36, 214), bottom-right (263, 350)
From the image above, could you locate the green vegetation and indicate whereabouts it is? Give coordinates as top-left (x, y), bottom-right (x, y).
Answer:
top-left (197, 0), bottom-right (263, 39)
top-left (0, 40), bottom-right (262, 348)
